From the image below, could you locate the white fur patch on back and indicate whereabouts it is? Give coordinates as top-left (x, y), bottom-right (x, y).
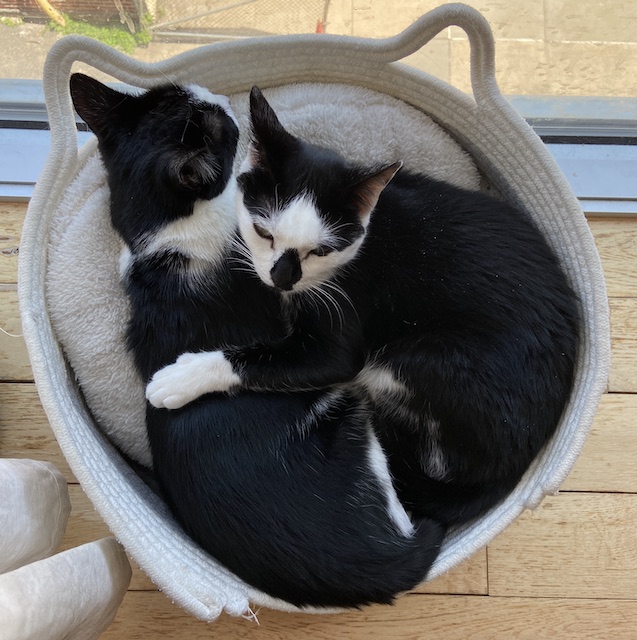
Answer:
top-left (294, 389), bottom-right (344, 438)
top-left (356, 363), bottom-right (448, 480)
top-left (355, 362), bottom-right (423, 423)
top-left (366, 428), bottom-right (415, 538)
top-left (355, 364), bottom-right (410, 399)
top-left (422, 419), bottom-right (448, 481)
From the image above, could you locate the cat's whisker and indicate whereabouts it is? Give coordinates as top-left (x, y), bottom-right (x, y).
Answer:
top-left (321, 279), bottom-right (359, 325)
top-left (229, 255), bottom-right (257, 274)
top-left (319, 289), bottom-right (340, 329)
top-left (312, 286), bottom-right (337, 327)
top-left (231, 255), bottom-right (251, 269)
top-left (327, 220), bottom-right (359, 236)
top-left (304, 285), bottom-right (330, 328)
top-left (231, 267), bottom-right (258, 275)
top-left (304, 285), bottom-right (324, 321)
top-left (250, 203), bottom-right (277, 219)
top-left (180, 119), bottom-right (190, 143)
top-left (153, 68), bottom-right (179, 88)
top-left (230, 239), bottom-right (256, 265)
top-left (274, 183), bottom-right (280, 212)
top-left (309, 283), bottom-right (344, 331)
top-left (180, 106), bottom-right (194, 143)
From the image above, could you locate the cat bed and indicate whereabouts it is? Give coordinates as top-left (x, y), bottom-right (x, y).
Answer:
top-left (19, 3), bottom-right (610, 621)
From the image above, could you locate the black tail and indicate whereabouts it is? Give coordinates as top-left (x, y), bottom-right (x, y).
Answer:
top-left (287, 515), bottom-right (448, 609)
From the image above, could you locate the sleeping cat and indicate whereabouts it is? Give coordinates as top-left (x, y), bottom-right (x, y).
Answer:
top-left (69, 73), bottom-right (445, 608)
top-left (147, 86), bottom-right (580, 525)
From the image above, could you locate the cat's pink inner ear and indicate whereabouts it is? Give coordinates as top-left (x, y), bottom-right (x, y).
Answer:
top-left (353, 161), bottom-right (403, 224)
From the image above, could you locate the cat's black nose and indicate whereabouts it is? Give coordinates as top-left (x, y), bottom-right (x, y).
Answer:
top-left (270, 249), bottom-right (302, 291)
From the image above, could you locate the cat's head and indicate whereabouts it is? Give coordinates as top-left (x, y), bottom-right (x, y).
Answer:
top-left (70, 73), bottom-right (239, 244)
top-left (236, 86), bottom-right (401, 293)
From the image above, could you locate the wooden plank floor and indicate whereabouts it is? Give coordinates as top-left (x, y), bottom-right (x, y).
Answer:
top-left (2, 204), bottom-right (636, 638)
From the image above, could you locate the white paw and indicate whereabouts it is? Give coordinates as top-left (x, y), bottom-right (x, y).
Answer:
top-left (146, 351), bottom-right (241, 409)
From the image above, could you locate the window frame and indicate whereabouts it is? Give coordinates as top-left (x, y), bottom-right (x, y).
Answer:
top-left (1, 80), bottom-right (635, 215)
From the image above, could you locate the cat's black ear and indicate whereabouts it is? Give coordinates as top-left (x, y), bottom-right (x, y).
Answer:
top-left (247, 86), bottom-right (296, 171)
top-left (351, 161), bottom-right (402, 225)
top-left (70, 73), bottom-right (135, 139)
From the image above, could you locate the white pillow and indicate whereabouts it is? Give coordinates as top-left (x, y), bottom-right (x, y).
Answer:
top-left (0, 459), bottom-right (70, 574)
top-left (0, 538), bottom-right (131, 640)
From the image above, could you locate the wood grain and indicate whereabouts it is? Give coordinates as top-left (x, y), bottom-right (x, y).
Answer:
top-left (609, 297), bottom-right (637, 392)
top-left (8, 287), bottom-right (634, 392)
top-left (416, 549), bottom-right (486, 595)
top-left (3, 217), bottom-right (633, 389)
top-left (102, 591), bottom-right (637, 640)
top-left (0, 383), bottom-right (73, 480)
top-left (0, 202), bottom-right (24, 284)
top-left (488, 493), bottom-right (637, 599)
top-left (0, 287), bottom-right (32, 382)
top-left (588, 218), bottom-right (637, 298)
top-left (562, 392), bottom-right (637, 493)
top-left (0, 381), bottom-right (486, 596)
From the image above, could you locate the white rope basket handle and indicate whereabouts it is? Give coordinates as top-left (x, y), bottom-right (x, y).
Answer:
top-left (42, 3), bottom-right (499, 154)
top-left (35, 4), bottom-right (510, 291)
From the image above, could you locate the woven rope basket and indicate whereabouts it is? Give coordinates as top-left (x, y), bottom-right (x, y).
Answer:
top-left (19, 3), bottom-right (610, 621)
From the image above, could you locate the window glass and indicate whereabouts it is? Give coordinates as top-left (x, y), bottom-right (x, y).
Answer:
top-left (0, 0), bottom-right (635, 98)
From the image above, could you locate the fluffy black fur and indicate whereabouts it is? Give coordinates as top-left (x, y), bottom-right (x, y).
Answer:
top-left (213, 87), bottom-right (580, 524)
top-left (70, 73), bottom-right (445, 608)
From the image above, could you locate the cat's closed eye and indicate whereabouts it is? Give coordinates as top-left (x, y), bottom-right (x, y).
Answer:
top-left (253, 223), bottom-right (273, 241)
top-left (309, 245), bottom-right (335, 257)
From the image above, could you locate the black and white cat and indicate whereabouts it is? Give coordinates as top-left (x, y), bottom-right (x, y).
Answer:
top-left (69, 73), bottom-right (445, 609)
top-left (147, 86), bottom-right (580, 525)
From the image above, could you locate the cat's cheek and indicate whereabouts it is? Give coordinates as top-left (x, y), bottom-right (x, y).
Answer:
top-left (246, 242), bottom-right (277, 287)
top-left (299, 254), bottom-right (341, 289)
top-left (251, 251), bottom-right (275, 287)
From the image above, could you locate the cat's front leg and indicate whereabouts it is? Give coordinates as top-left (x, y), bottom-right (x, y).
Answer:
top-left (147, 324), bottom-right (365, 409)
top-left (146, 351), bottom-right (241, 409)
